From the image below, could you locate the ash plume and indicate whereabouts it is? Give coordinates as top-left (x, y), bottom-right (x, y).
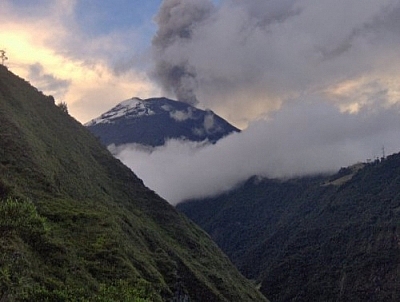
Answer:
top-left (151, 0), bottom-right (213, 105)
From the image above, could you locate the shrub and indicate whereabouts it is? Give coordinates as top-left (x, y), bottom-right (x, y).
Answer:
top-left (57, 102), bottom-right (68, 114)
top-left (0, 197), bottom-right (48, 242)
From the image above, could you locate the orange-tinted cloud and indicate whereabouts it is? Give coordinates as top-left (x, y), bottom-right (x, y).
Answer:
top-left (0, 0), bottom-right (159, 123)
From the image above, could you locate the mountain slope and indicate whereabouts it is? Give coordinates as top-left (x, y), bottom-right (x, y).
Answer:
top-left (85, 97), bottom-right (240, 147)
top-left (178, 157), bottom-right (400, 301)
top-left (0, 65), bottom-right (267, 301)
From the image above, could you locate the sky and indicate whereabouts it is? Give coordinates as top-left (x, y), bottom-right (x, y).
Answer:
top-left (0, 0), bottom-right (163, 123)
top-left (2, 0), bottom-right (400, 204)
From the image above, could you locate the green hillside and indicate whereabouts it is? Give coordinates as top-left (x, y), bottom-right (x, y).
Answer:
top-left (0, 65), bottom-right (268, 301)
top-left (178, 157), bottom-right (400, 301)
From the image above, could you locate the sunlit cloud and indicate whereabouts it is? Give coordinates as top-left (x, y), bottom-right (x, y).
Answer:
top-left (0, 0), bottom-right (159, 123)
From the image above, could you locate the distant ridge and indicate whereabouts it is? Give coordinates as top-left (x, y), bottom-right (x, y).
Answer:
top-left (0, 65), bottom-right (267, 301)
top-left (86, 97), bottom-right (239, 147)
top-left (178, 155), bottom-right (400, 301)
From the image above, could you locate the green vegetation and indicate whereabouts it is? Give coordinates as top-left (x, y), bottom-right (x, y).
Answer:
top-left (0, 65), bottom-right (267, 301)
top-left (178, 157), bottom-right (400, 301)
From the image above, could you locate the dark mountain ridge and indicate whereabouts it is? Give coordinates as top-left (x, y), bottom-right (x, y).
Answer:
top-left (85, 97), bottom-right (240, 147)
top-left (178, 156), bottom-right (400, 301)
top-left (0, 65), bottom-right (267, 301)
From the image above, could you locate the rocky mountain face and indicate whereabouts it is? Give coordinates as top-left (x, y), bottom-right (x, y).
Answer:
top-left (0, 65), bottom-right (267, 301)
top-left (85, 97), bottom-right (240, 147)
top-left (178, 157), bottom-right (400, 301)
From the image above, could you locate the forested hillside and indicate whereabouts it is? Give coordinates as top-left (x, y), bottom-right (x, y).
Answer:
top-left (178, 157), bottom-right (400, 301)
top-left (0, 65), bottom-right (267, 301)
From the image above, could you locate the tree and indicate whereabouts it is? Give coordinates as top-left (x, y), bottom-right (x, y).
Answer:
top-left (0, 50), bottom-right (8, 65)
top-left (57, 101), bottom-right (68, 114)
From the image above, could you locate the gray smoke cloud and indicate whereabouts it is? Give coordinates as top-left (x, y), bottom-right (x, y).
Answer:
top-left (151, 0), bottom-right (214, 105)
top-left (151, 0), bottom-right (400, 127)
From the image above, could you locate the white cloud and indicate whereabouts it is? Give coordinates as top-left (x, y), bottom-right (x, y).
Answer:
top-left (170, 108), bottom-right (194, 121)
top-left (115, 101), bottom-right (400, 205)
top-left (203, 113), bottom-right (215, 132)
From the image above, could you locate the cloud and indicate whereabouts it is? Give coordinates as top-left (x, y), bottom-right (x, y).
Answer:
top-left (0, 0), bottom-right (159, 123)
top-left (151, 0), bottom-right (400, 128)
top-left (28, 63), bottom-right (71, 99)
top-left (114, 101), bottom-right (400, 205)
top-left (169, 108), bottom-right (194, 121)
top-left (203, 112), bottom-right (217, 132)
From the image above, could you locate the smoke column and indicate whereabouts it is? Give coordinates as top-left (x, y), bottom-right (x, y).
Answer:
top-left (151, 0), bottom-right (213, 105)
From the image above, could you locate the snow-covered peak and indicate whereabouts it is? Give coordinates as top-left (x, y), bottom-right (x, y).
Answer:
top-left (85, 97), bottom-right (155, 126)
top-left (117, 97), bottom-right (143, 110)
top-left (85, 96), bottom-right (240, 147)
